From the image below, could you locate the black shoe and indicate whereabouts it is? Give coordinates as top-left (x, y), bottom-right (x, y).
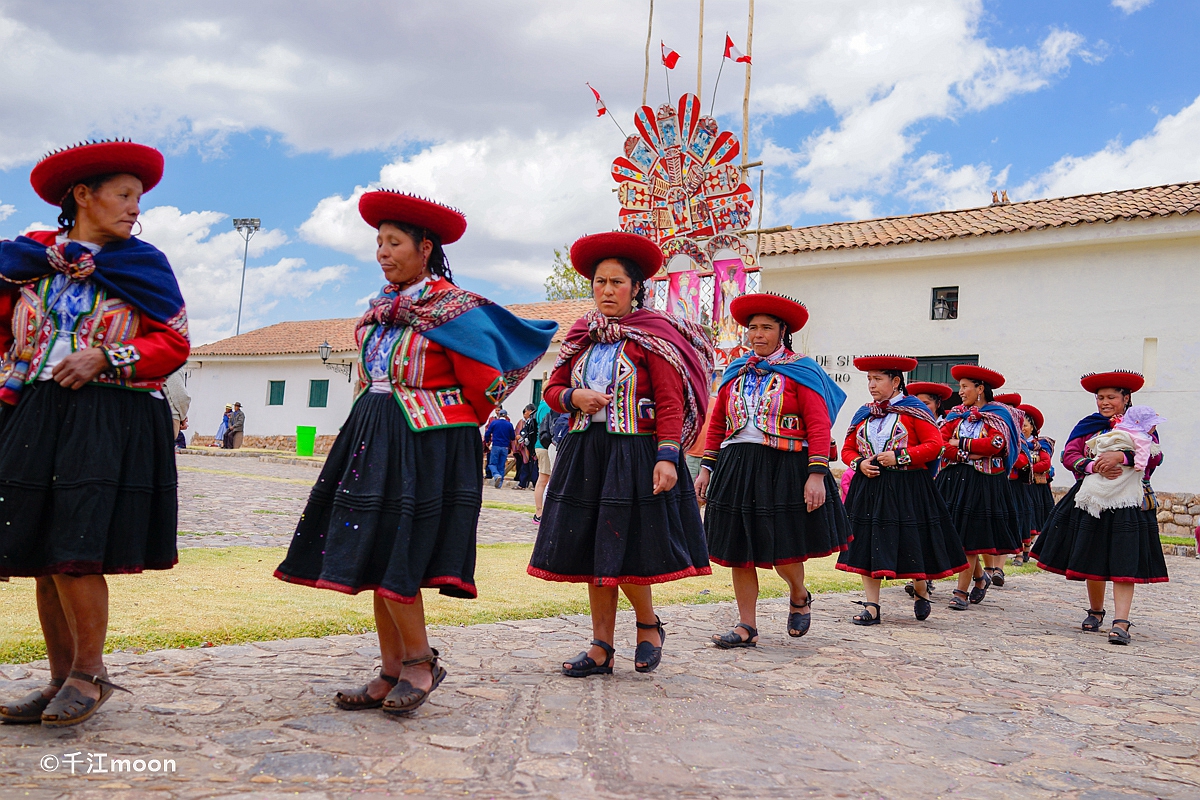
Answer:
top-left (913, 592), bottom-right (932, 621)
top-left (851, 601), bottom-right (880, 626)
top-left (788, 591), bottom-right (813, 637)
top-left (1108, 620), bottom-right (1133, 645)
top-left (1082, 608), bottom-right (1106, 632)
top-left (634, 617), bottom-right (666, 673)
top-left (991, 568), bottom-right (1006, 587)
top-left (562, 640), bottom-right (615, 677)
top-left (969, 571), bottom-right (992, 604)
top-left (711, 622), bottom-right (758, 649)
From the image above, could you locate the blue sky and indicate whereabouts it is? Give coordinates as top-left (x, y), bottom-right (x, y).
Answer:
top-left (0, 0), bottom-right (1195, 344)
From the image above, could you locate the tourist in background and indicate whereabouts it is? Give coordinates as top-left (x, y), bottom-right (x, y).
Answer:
top-left (484, 409), bottom-right (515, 489)
top-left (515, 403), bottom-right (538, 489)
top-left (936, 365), bottom-right (1023, 611)
top-left (275, 190), bottom-right (554, 712)
top-left (532, 398), bottom-right (564, 523)
top-left (161, 369), bottom-right (190, 441)
top-left (216, 404), bottom-right (231, 447)
top-left (1031, 371), bottom-right (1167, 644)
top-left (529, 232), bottom-right (713, 676)
top-left (836, 356), bottom-right (967, 625)
top-left (224, 401), bottom-right (245, 449)
top-left (695, 293), bottom-right (849, 647)
top-left (0, 141), bottom-right (189, 727)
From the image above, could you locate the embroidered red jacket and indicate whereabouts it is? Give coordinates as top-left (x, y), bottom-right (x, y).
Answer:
top-left (1009, 444), bottom-right (1049, 482)
top-left (842, 414), bottom-right (944, 470)
top-left (0, 230), bottom-right (189, 391)
top-left (940, 416), bottom-right (1009, 476)
top-left (545, 338), bottom-right (685, 463)
top-left (353, 278), bottom-right (506, 430)
top-left (701, 373), bottom-right (832, 474)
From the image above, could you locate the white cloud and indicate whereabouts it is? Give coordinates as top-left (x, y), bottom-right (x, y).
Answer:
top-left (1111, 0), bottom-right (1153, 13)
top-left (1018, 94), bottom-right (1200, 200)
top-left (0, 202), bottom-right (13, 222)
top-left (141, 206), bottom-right (347, 344)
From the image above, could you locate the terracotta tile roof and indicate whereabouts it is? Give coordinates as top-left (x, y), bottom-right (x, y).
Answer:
top-left (190, 298), bottom-right (592, 357)
top-left (760, 181), bottom-right (1200, 256)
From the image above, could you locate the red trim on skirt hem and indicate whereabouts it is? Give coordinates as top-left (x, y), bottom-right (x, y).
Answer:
top-left (1032, 562), bottom-right (1169, 584)
top-left (0, 558), bottom-right (178, 577)
top-left (708, 545), bottom-right (847, 570)
top-left (273, 569), bottom-right (477, 602)
top-left (963, 547), bottom-right (1022, 556)
top-left (525, 564), bottom-right (712, 586)
top-left (834, 562), bottom-right (969, 581)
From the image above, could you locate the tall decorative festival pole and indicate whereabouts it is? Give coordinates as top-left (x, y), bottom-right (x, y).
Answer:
top-left (642, 0), bottom-right (655, 106)
top-left (742, 0), bottom-right (754, 167)
top-left (696, 0), bottom-right (705, 96)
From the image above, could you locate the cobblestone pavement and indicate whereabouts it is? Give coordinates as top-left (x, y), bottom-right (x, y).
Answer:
top-left (176, 454), bottom-right (539, 548)
top-left (1, 557), bottom-right (1196, 798)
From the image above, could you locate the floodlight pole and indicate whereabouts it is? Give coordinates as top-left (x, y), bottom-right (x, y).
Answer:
top-left (232, 218), bottom-right (261, 335)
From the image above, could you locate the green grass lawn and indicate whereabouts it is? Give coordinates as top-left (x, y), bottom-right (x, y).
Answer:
top-left (1161, 535), bottom-right (1197, 546)
top-left (0, 545), bottom-right (1040, 665)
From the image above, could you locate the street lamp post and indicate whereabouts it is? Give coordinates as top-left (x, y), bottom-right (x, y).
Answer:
top-left (232, 218), bottom-right (261, 335)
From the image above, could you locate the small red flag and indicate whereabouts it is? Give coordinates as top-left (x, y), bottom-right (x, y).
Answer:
top-left (587, 83), bottom-right (606, 118)
top-left (661, 41), bottom-right (680, 69)
top-left (724, 34), bottom-right (751, 64)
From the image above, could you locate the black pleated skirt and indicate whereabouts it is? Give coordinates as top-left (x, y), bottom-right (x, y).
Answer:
top-left (1031, 481), bottom-right (1168, 584)
top-left (1026, 482), bottom-right (1055, 538)
top-left (275, 392), bottom-right (483, 603)
top-left (0, 381), bottom-right (177, 577)
top-left (704, 443), bottom-right (850, 568)
top-left (935, 464), bottom-right (1023, 555)
top-left (1011, 478), bottom-right (1034, 544)
top-left (528, 423), bottom-right (710, 585)
top-left (836, 468), bottom-right (969, 580)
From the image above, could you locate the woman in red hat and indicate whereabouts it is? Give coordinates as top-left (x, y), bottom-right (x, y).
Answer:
top-left (275, 190), bottom-right (555, 712)
top-left (695, 293), bottom-right (849, 646)
top-left (992, 392), bottom-right (1030, 582)
top-left (908, 381), bottom-right (952, 424)
top-left (835, 357), bottom-right (967, 625)
top-left (0, 141), bottom-right (190, 727)
top-left (1015, 403), bottom-right (1054, 565)
top-left (528, 232), bottom-right (714, 676)
top-left (1030, 371), bottom-right (1167, 644)
top-left (936, 365), bottom-right (1024, 611)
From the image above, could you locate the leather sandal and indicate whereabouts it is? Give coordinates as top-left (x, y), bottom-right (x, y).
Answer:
top-left (41, 670), bottom-right (130, 728)
top-left (969, 571), bottom-right (992, 604)
top-left (382, 649), bottom-right (446, 715)
top-left (991, 568), bottom-right (1006, 587)
top-left (852, 601), bottom-right (880, 626)
top-left (1108, 620), bottom-right (1133, 646)
top-left (562, 639), bottom-right (615, 677)
top-left (634, 616), bottom-right (666, 673)
top-left (913, 588), bottom-right (933, 621)
top-left (1081, 608), bottom-right (1106, 632)
top-left (334, 671), bottom-right (398, 710)
top-left (712, 622), bottom-right (758, 649)
top-left (949, 589), bottom-right (970, 611)
top-left (788, 590), bottom-right (814, 637)
top-left (0, 678), bottom-right (64, 724)
top-left (905, 580), bottom-right (934, 598)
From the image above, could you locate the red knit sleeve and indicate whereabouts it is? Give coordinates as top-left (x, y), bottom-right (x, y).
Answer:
top-left (0, 287), bottom-right (15, 356)
top-left (1032, 447), bottom-right (1052, 473)
top-left (543, 355), bottom-right (576, 414)
top-left (940, 419), bottom-right (962, 462)
top-left (445, 348), bottom-right (505, 425)
top-left (644, 347), bottom-right (685, 462)
top-left (795, 383), bottom-right (831, 474)
top-left (898, 416), bottom-right (945, 468)
top-left (841, 421), bottom-right (864, 466)
top-left (701, 381), bottom-right (732, 470)
top-left (104, 315), bottom-right (190, 383)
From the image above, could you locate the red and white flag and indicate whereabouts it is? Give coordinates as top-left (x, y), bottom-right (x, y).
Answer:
top-left (724, 34), bottom-right (751, 64)
top-left (586, 83), bottom-right (606, 117)
top-left (661, 41), bottom-right (680, 69)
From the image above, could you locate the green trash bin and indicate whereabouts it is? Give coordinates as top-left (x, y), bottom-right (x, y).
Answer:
top-left (296, 425), bottom-right (317, 457)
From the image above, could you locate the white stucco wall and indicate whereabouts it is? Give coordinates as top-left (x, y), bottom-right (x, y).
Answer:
top-left (761, 216), bottom-right (1200, 492)
top-left (184, 352), bottom-right (360, 439)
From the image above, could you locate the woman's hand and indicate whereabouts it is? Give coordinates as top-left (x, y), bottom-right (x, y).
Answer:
top-left (948, 438), bottom-right (960, 449)
top-left (52, 348), bottom-right (109, 390)
top-left (804, 473), bottom-right (826, 511)
top-left (1094, 451), bottom-right (1125, 479)
top-left (858, 458), bottom-right (881, 478)
top-left (694, 467), bottom-right (710, 500)
top-left (569, 388), bottom-right (611, 415)
top-left (653, 461), bottom-right (678, 495)
top-left (875, 451), bottom-right (898, 467)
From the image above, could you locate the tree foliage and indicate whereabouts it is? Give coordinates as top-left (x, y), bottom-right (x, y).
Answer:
top-left (544, 245), bottom-right (592, 301)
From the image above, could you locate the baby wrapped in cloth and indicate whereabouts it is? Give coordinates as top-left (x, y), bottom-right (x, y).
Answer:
top-left (1075, 405), bottom-right (1164, 518)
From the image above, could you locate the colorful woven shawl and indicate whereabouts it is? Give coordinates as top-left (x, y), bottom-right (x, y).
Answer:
top-left (849, 393), bottom-right (936, 428)
top-left (555, 309), bottom-right (715, 449)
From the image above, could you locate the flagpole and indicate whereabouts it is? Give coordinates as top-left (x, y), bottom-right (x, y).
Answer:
top-left (709, 56), bottom-right (725, 117)
top-left (607, 110), bottom-right (629, 139)
top-left (741, 0), bottom-right (754, 167)
top-left (696, 0), bottom-right (705, 97)
top-left (642, 0), bottom-right (655, 106)
top-left (664, 58), bottom-right (672, 103)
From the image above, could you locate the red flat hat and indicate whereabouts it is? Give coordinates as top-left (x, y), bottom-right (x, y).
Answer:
top-left (993, 392), bottom-right (1022, 406)
top-left (30, 140), bottom-right (164, 205)
top-left (907, 381), bottom-right (952, 401)
top-left (853, 354), bottom-right (918, 373)
top-left (1080, 370), bottom-right (1144, 394)
top-left (730, 293), bottom-right (809, 332)
top-left (950, 364), bottom-right (1005, 389)
top-left (359, 190), bottom-right (467, 244)
top-left (1017, 403), bottom-right (1044, 431)
top-left (569, 231), bottom-right (662, 280)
